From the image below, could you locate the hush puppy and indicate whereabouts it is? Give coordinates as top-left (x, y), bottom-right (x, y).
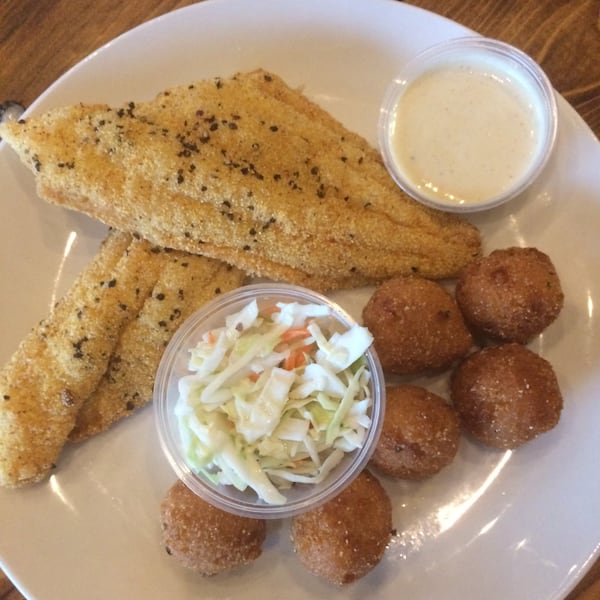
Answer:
top-left (291, 470), bottom-right (392, 585)
top-left (160, 479), bottom-right (266, 576)
top-left (451, 343), bottom-right (563, 450)
top-left (371, 385), bottom-right (461, 479)
top-left (363, 276), bottom-right (473, 375)
top-left (455, 247), bottom-right (564, 343)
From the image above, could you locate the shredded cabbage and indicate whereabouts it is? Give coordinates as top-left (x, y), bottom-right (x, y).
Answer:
top-left (175, 298), bottom-right (374, 505)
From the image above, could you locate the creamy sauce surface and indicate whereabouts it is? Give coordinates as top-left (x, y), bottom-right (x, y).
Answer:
top-left (390, 62), bottom-right (543, 206)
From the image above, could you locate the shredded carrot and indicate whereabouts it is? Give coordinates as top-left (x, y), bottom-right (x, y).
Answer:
top-left (248, 371), bottom-right (260, 382)
top-left (280, 327), bottom-right (312, 342)
top-left (282, 344), bottom-right (313, 370)
top-left (206, 331), bottom-right (216, 345)
top-left (302, 341), bottom-right (316, 354)
top-left (282, 353), bottom-right (297, 371)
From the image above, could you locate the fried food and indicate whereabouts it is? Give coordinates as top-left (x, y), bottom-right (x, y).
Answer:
top-left (455, 247), bottom-right (564, 343)
top-left (0, 227), bottom-right (246, 485)
top-left (362, 275), bottom-right (473, 375)
top-left (451, 343), bottom-right (563, 449)
top-left (290, 470), bottom-right (392, 585)
top-left (370, 385), bottom-right (460, 479)
top-left (69, 248), bottom-right (245, 441)
top-left (0, 231), bottom-right (159, 487)
top-left (160, 479), bottom-right (266, 576)
top-left (0, 69), bottom-right (481, 291)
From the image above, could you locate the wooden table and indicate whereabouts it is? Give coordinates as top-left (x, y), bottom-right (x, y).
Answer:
top-left (0, 1), bottom-right (599, 599)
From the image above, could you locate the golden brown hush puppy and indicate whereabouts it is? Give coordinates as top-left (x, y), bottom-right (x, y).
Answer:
top-left (290, 470), bottom-right (392, 585)
top-left (371, 385), bottom-right (461, 479)
top-left (362, 275), bottom-right (473, 375)
top-left (451, 343), bottom-right (563, 450)
top-left (160, 479), bottom-right (266, 576)
top-left (455, 247), bottom-right (564, 343)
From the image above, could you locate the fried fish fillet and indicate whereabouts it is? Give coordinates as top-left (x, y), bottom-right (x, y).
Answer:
top-left (0, 69), bottom-right (481, 290)
top-left (69, 250), bottom-right (245, 441)
top-left (0, 228), bottom-right (246, 486)
top-left (0, 231), bottom-right (160, 487)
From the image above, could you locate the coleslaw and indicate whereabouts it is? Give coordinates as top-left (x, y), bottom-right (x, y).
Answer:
top-left (174, 298), bottom-right (374, 505)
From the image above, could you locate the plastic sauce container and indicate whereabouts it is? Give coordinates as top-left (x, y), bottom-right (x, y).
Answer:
top-left (379, 37), bottom-right (558, 213)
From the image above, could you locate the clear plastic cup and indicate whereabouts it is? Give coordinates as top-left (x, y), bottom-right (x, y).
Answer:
top-left (378, 36), bottom-right (558, 213)
top-left (154, 283), bottom-right (385, 519)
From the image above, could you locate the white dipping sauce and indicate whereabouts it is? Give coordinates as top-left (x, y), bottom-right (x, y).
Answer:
top-left (388, 57), bottom-right (547, 208)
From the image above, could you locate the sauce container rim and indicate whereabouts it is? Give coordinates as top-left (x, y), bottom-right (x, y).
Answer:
top-left (378, 36), bottom-right (558, 213)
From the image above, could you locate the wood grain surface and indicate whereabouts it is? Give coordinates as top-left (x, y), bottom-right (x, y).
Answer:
top-left (0, 1), bottom-right (599, 599)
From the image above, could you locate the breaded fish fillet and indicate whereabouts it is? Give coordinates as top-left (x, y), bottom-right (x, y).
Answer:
top-left (0, 227), bottom-right (246, 485)
top-left (0, 69), bottom-right (481, 290)
top-left (70, 250), bottom-right (245, 441)
top-left (0, 231), bottom-right (160, 487)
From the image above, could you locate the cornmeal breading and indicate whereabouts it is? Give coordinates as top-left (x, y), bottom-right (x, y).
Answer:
top-left (0, 228), bottom-right (245, 485)
top-left (70, 251), bottom-right (245, 441)
top-left (39, 179), bottom-right (372, 290)
top-left (0, 69), bottom-right (481, 289)
top-left (0, 231), bottom-right (159, 487)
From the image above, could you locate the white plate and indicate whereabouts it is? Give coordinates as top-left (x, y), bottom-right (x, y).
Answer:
top-left (1, 1), bottom-right (599, 599)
